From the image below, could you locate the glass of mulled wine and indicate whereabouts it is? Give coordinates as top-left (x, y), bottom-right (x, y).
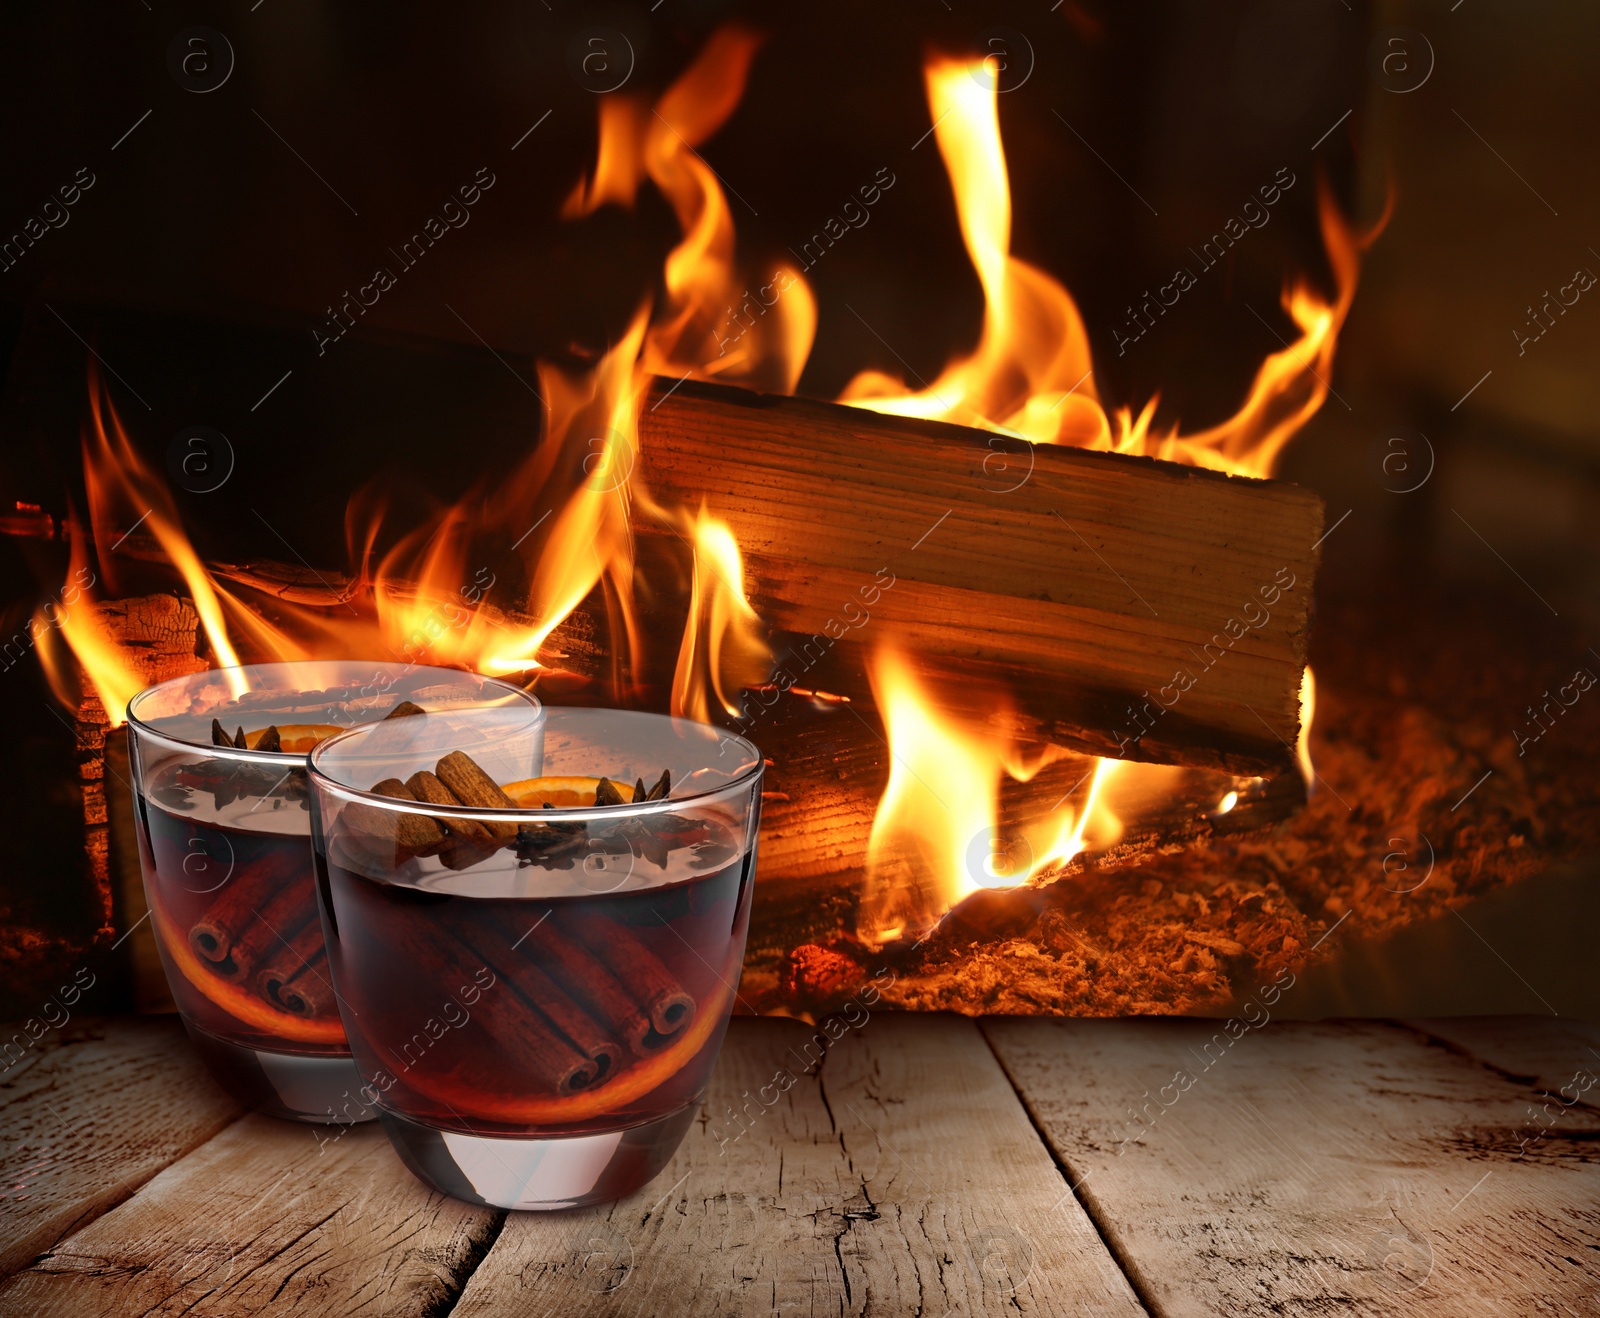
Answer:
top-left (126, 662), bottom-right (542, 1123)
top-left (306, 705), bottom-right (763, 1210)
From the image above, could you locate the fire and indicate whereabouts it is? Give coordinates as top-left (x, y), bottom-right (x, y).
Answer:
top-left (668, 504), bottom-right (770, 723)
top-left (565, 25), bottom-right (817, 395)
top-left (32, 28), bottom-right (1368, 953)
top-left (37, 370), bottom-right (319, 723)
top-left (37, 27), bottom-right (790, 732)
top-left (840, 57), bottom-right (1106, 446)
top-left (859, 650), bottom-right (1132, 941)
top-left (847, 53), bottom-right (1380, 940)
top-left (841, 55), bottom-right (1378, 471)
top-left (34, 524), bottom-right (143, 725)
top-left (1296, 667), bottom-right (1317, 788)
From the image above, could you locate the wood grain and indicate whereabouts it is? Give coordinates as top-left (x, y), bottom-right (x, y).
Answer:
top-left (9, 1014), bottom-right (1593, 1316)
top-left (0, 1112), bottom-right (500, 1317)
top-left (1404, 1015), bottom-right (1600, 1116)
top-left (640, 379), bottom-right (1324, 775)
top-left (451, 1014), bottom-right (1144, 1316)
top-left (71, 595), bottom-right (207, 946)
top-left (0, 1017), bottom-right (240, 1280)
top-left (981, 1016), bottom-right (1600, 1316)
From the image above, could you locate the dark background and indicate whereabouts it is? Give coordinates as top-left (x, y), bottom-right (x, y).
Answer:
top-left (2, 0), bottom-right (1597, 1017)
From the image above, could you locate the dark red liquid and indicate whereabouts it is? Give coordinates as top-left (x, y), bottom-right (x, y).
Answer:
top-left (317, 841), bottom-right (754, 1137)
top-left (136, 779), bottom-right (348, 1056)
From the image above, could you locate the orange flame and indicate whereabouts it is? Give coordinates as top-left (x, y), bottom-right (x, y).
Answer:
top-left (34, 523), bottom-right (141, 724)
top-left (40, 25), bottom-right (797, 731)
top-left (564, 26), bottom-right (816, 394)
top-left (668, 504), bottom-right (771, 722)
top-left (841, 55), bottom-right (1379, 468)
top-left (561, 95), bottom-right (646, 219)
top-left (39, 372), bottom-right (322, 723)
top-left (848, 52), bottom-right (1378, 940)
top-left (860, 651), bottom-right (1134, 941)
top-left (840, 57), bottom-right (1105, 444)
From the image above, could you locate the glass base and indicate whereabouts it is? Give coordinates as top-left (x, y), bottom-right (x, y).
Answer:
top-left (183, 1021), bottom-right (375, 1125)
top-left (377, 1101), bottom-right (698, 1210)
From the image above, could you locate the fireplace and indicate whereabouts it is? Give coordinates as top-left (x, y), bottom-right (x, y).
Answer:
top-left (3, 2), bottom-right (1597, 1024)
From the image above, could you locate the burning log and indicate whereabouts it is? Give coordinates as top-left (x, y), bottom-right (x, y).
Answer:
top-left (741, 684), bottom-right (1306, 970)
top-left (639, 378), bottom-right (1322, 777)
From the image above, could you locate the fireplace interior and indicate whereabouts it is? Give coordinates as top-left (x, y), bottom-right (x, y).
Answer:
top-left (2, 0), bottom-right (1597, 1024)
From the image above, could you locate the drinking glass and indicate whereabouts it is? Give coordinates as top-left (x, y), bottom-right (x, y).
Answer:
top-left (306, 706), bottom-right (762, 1209)
top-left (126, 661), bottom-right (542, 1122)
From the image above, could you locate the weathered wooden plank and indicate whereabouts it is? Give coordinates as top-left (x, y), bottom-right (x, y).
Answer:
top-left (0, 1111), bottom-right (500, 1316)
top-left (982, 1016), bottom-right (1600, 1317)
top-left (1404, 1015), bottom-right (1600, 1104)
top-left (452, 1014), bottom-right (1144, 1316)
top-left (640, 378), bottom-right (1323, 775)
top-left (0, 1017), bottom-right (240, 1280)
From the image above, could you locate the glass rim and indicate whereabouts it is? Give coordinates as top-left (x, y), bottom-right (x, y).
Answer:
top-left (125, 661), bottom-right (543, 768)
top-left (307, 705), bottom-right (764, 823)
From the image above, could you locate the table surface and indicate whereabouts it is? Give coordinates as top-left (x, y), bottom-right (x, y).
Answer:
top-left (0, 1013), bottom-right (1596, 1316)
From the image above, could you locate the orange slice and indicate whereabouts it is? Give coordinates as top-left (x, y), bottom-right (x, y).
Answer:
top-left (245, 723), bottom-right (345, 754)
top-left (501, 775), bottom-right (607, 808)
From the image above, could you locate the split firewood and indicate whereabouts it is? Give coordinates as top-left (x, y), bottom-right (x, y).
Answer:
top-left (639, 378), bottom-right (1322, 776)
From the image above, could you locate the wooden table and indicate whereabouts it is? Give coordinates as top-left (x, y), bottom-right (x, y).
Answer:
top-left (1, 1014), bottom-right (1596, 1316)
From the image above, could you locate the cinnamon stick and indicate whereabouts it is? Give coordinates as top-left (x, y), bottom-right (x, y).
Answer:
top-left (218, 882), bottom-right (317, 984)
top-left (272, 950), bottom-right (337, 1019)
top-left (452, 914), bottom-right (620, 1086)
top-left (404, 770), bottom-right (491, 838)
top-left (561, 913), bottom-right (696, 1038)
top-left (364, 908), bottom-right (604, 1097)
top-left (434, 751), bottom-right (519, 838)
top-left (519, 917), bottom-right (660, 1054)
top-left (340, 778), bottom-right (447, 863)
top-left (188, 850), bottom-right (306, 977)
top-left (257, 925), bottom-right (333, 1017)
